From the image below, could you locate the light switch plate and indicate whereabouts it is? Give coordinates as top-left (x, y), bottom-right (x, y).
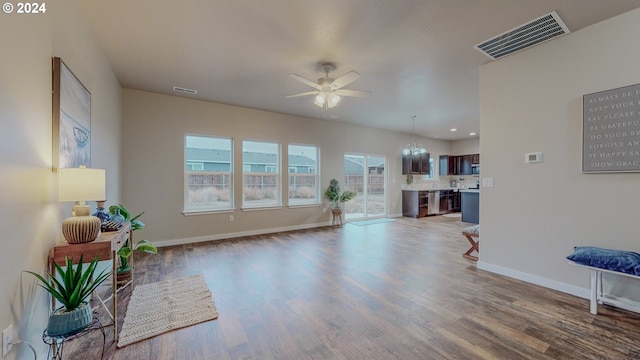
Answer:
top-left (482, 178), bottom-right (494, 188)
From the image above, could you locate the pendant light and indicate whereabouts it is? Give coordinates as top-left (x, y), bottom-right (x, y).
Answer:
top-left (402, 115), bottom-right (427, 156)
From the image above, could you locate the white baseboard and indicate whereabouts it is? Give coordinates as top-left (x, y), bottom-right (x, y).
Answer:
top-left (477, 260), bottom-right (590, 299)
top-left (153, 221), bottom-right (331, 247)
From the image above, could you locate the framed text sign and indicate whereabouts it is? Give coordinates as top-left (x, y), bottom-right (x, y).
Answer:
top-left (583, 83), bottom-right (640, 173)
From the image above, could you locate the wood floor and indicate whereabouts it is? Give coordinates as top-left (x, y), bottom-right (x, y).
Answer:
top-left (63, 216), bottom-right (640, 359)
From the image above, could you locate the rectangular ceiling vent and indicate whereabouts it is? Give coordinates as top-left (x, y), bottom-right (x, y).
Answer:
top-left (474, 11), bottom-right (569, 60)
top-left (173, 86), bottom-right (198, 95)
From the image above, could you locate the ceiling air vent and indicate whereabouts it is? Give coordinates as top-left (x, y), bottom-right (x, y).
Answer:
top-left (172, 86), bottom-right (198, 95)
top-left (474, 11), bottom-right (569, 60)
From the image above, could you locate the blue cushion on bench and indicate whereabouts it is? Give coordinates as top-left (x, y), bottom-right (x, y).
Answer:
top-left (567, 246), bottom-right (640, 275)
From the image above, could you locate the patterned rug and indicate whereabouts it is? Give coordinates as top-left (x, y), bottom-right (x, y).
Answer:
top-left (117, 274), bottom-right (218, 347)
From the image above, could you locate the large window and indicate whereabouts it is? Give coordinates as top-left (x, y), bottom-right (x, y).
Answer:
top-left (242, 140), bottom-right (280, 208)
top-left (288, 144), bottom-right (319, 205)
top-left (184, 135), bottom-right (233, 212)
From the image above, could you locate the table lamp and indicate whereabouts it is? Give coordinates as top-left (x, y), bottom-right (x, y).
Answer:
top-left (58, 166), bottom-right (106, 244)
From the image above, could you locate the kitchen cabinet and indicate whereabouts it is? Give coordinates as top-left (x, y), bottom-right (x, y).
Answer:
top-left (402, 190), bottom-right (430, 218)
top-left (402, 152), bottom-right (430, 175)
top-left (460, 155), bottom-right (474, 175)
top-left (438, 190), bottom-right (461, 214)
top-left (439, 154), bottom-right (479, 176)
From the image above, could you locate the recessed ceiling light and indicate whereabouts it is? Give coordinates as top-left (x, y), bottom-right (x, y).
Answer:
top-left (173, 86), bottom-right (197, 95)
top-left (469, 132), bottom-right (476, 136)
top-left (450, 128), bottom-right (457, 132)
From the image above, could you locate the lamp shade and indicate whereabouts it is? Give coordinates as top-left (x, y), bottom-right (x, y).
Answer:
top-left (58, 167), bottom-right (106, 202)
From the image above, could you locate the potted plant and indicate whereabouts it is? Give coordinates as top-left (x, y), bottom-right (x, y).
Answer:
top-left (27, 255), bottom-right (109, 336)
top-left (324, 179), bottom-right (357, 225)
top-left (108, 204), bottom-right (157, 283)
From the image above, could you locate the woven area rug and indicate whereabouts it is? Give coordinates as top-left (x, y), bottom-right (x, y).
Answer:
top-left (117, 274), bottom-right (218, 347)
top-left (442, 213), bottom-right (462, 218)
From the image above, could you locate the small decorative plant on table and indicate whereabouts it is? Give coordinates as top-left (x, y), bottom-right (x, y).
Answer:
top-left (27, 255), bottom-right (110, 336)
top-left (324, 179), bottom-right (357, 226)
top-left (109, 204), bottom-right (158, 284)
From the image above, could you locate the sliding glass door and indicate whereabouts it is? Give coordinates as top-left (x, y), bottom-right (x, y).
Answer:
top-left (343, 154), bottom-right (386, 221)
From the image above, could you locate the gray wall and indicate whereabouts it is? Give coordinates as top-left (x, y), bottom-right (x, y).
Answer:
top-left (0, 0), bottom-right (122, 358)
top-left (479, 8), bottom-right (640, 298)
top-left (122, 89), bottom-right (452, 245)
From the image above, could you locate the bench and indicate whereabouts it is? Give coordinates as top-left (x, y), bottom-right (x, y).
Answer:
top-left (567, 246), bottom-right (640, 315)
top-left (462, 224), bottom-right (479, 261)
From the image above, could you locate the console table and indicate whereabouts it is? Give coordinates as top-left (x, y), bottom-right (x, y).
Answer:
top-left (48, 222), bottom-right (133, 340)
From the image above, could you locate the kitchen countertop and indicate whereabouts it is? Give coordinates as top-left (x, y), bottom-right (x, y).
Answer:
top-left (402, 187), bottom-right (480, 192)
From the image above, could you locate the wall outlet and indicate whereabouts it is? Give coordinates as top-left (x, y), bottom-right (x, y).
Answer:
top-left (2, 324), bottom-right (12, 357)
top-left (229, 214), bottom-right (234, 222)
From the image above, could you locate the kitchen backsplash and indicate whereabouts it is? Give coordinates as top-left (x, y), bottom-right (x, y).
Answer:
top-left (402, 175), bottom-right (480, 190)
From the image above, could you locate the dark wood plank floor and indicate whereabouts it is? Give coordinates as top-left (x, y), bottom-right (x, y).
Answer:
top-left (64, 216), bottom-right (640, 359)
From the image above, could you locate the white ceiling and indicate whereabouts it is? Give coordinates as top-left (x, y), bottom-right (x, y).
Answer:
top-left (79, 0), bottom-right (640, 140)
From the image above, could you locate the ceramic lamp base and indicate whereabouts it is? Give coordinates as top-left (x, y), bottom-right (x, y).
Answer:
top-left (62, 216), bottom-right (101, 244)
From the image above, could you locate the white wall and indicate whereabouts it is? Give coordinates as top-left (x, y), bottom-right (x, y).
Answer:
top-left (479, 8), bottom-right (640, 298)
top-left (121, 89), bottom-right (452, 245)
top-left (451, 138), bottom-right (479, 155)
top-left (0, 1), bottom-right (121, 358)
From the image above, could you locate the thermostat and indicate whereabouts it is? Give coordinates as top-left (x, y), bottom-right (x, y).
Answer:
top-left (525, 152), bottom-right (543, 164)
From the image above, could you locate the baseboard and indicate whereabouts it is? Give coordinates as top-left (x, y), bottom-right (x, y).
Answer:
top-left (477, 261), bottom-right (589, 299)
top-left (154, 221), bottom-right (331, 247)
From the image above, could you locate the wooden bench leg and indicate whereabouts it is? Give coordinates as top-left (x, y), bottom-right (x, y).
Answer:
top-left (462, 233), bottom-right (479, 261)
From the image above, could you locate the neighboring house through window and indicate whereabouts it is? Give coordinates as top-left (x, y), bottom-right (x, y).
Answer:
top-left (184, 135), bottom-right (233, 212)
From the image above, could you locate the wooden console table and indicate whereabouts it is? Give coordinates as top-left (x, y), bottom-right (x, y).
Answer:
top-left (48, 222), bottom-right (132, 341)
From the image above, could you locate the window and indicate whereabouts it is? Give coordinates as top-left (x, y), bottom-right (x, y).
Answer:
top-left (422, 157), bottom-right (435, 180)
top-left (184, 135), bottom-right (233, 212)
top-left (242, 140), bottom-right (280, 208)
top-left (186, 162), bottom-right (204, 171)
top-left (288, 144), bottom-right (319, 205)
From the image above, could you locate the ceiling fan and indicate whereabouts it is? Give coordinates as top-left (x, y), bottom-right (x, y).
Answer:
top-left (286, 63), bottom-right (371, 109)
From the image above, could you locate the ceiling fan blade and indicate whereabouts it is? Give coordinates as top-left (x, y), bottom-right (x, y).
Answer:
top-left (285, 91), bottom-right (320, 98)
top-left (288, 73), bottom-right (322, 90)
top-left (334, 89), bottom-right (371, 98)
top-left (330, 70), bottom-right (361, 90)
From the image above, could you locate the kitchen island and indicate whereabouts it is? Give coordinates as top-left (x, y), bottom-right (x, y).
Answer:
top-left (402, 188), bottom-right (461, 217)
top-left (460, 189), bottom-right (479, 224)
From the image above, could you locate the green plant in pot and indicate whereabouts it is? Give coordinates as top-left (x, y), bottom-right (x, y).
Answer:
top-left (324, 179), bottom-right (357, 216)
top-left (108, 204), bottom-right (158, 277)
top-left (27, 255), bottom-right (109, 336)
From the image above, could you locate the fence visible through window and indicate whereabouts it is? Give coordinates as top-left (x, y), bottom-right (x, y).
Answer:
top-left (186, 171), bottom-right (232, 210)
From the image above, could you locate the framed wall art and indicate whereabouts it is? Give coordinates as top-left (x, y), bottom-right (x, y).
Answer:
top-left (52, 57), bottom-right (91, 169)
top-left (582, 83), bottom-right (640, 173)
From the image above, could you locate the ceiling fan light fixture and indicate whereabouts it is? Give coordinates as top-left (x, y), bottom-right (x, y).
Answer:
top-left (287, 62), bottom-right (370, 110)
top-left (314, 93), bottom-right (326, 107)
top-left (328, 93), bottom-right (341, 107)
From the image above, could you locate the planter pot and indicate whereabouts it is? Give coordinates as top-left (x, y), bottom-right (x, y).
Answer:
top-left (116, 269), bottom-right (132, 286)
top-left (47, 302), bottom-right (92, 336)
